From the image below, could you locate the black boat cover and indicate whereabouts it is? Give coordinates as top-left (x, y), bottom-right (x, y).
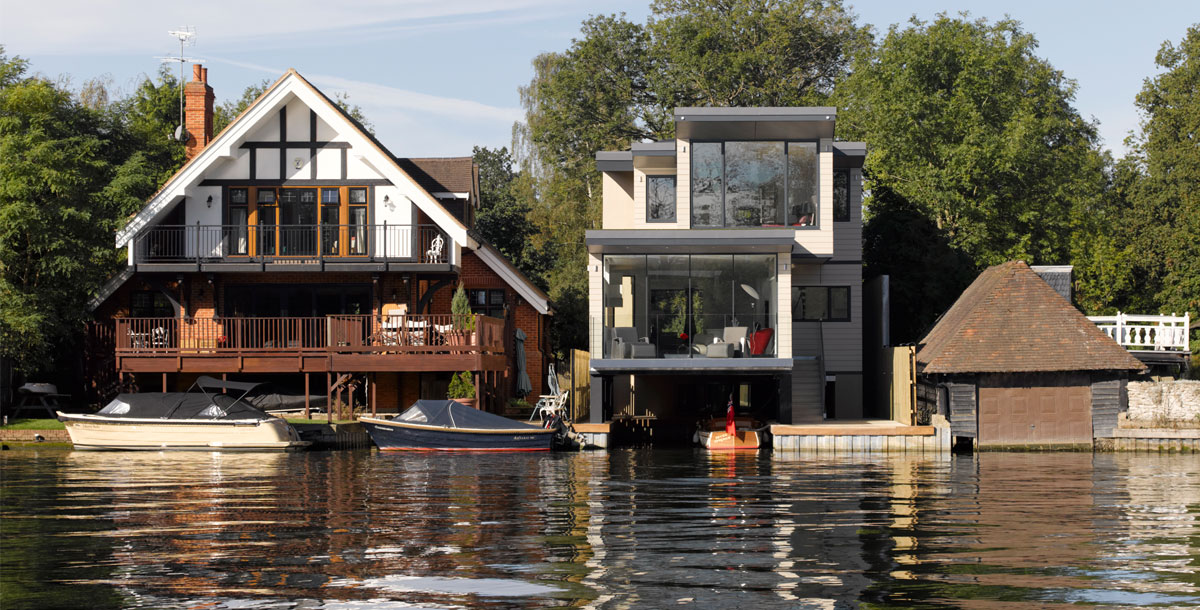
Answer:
top-left (394, 400), bottom-right (538, 430)
top-left (97, 393), bottom-right (274, 421)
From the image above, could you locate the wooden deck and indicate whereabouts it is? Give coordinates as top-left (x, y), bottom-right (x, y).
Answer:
top-left (114, 314), bottom-right (506, 374)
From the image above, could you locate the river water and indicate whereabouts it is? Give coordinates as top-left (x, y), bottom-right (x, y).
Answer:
top-left (2, 449), bottom-right (1198, 609)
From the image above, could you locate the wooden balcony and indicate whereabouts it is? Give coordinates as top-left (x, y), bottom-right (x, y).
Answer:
top-left (114, 314), bottom-right (506, 374)
top-left (132, 224), bottom-right (451, 273)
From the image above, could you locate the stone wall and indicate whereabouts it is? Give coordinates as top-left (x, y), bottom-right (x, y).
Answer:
top-left (1127, 380), bottom-right (1200, 425)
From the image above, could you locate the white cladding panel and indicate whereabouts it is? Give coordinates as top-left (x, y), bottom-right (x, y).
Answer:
top-left (285, 99), bottom-right (309, 141)
top-left (247, 112), bottom-right (280, 142)
top-left (256, 149), bottom-right (280, 179)
top-left (316, 115), bottom-right (337, 141)
top-left (676, 139), bottom-right (691, 227)
top-left (602, 172), bottom-right (634, 229)
top-left (316, 148), bottom-right (341, 179)
top-left (792, 150), bottom-right (833, 257)
top-left (346, 154), bottom-right (379, 180)
top-left (205, 152), bottom-right (250, 180)
top-left (588, 253), bottom-right (603, 354)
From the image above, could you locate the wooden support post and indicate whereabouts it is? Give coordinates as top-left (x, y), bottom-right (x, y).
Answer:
top-left (326, 371), bottom-right (332, 424)
top-left (370, 373), bottom-right (377, 416)
top-left (474, 372), bottom-right (481, 411)
top-left (162, 372), bottom-right (167, 393)
top-left (303, 373), bottom-right (311, 420)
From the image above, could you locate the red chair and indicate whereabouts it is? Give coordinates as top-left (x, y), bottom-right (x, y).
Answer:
top-left (748, 328), bottom-right (774, 355)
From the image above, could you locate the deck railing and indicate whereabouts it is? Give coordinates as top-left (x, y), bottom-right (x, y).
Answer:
top-left (115, 314), bottom-right (504, 355)
top-left (1087, 312), bottom-right (1190, 352)
top-left (134, 224), bottom-right (448, 264)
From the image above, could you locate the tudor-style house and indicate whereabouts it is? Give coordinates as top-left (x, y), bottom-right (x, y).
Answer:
top-left (87, 66), bottom-right (552, 412)
top-left (586, 108), bottom-right (866, 426)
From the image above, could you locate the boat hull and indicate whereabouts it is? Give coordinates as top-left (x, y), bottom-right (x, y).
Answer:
top-left (58, 413), bottom-right (309, 451)
top-left (698, 428), bottom-right (761, 450)
top-left (359, 416), bottom-right (554, 451)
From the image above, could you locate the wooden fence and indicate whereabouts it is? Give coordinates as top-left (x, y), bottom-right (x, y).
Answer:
top-left (568, 349), bottom-right (591, 422)
top-left (877, 346), bottom-right (917, 425)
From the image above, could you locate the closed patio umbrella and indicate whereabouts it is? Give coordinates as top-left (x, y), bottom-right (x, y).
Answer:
top-left (514, 328), bottom-right (533, 397)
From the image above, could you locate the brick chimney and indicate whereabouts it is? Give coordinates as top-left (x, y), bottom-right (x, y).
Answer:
top-left (184, 64), bottom-right (214, 160)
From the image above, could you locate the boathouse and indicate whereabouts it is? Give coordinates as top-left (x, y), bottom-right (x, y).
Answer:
top-left (916, 261), bottom-right (1146, 448)
top-left (85, 66), bottom-right (552, 413)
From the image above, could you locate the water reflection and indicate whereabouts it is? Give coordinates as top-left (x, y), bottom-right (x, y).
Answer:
top-left (1, 449), bottom-right (1197, 609)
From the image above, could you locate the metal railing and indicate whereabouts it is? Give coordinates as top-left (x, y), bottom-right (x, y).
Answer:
top-left (1087, 312), bottom-right (1190, 352)
top-left (134, 224), bottom-right (448, 264)
top-left (115, 314), bottom-right (505, 356)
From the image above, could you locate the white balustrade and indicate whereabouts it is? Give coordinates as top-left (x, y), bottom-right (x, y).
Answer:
top-left (1087, 312), bottom-right (1190, 352)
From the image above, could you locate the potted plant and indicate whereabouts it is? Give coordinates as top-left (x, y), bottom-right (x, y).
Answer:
top-left (447, 371), bottom-right (477, 408)
top-left (447, 284), bottom-right (476, 347)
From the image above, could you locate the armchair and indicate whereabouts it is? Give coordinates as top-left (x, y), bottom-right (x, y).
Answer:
top-left (611, 326), bottom-right (657, 358)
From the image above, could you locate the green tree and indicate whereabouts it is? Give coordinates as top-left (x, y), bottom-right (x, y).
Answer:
top-left (472, 145), bottom-right (543, 281)
top-left (0, 50), bottom-right (114, 370)
top-left (839, 14), bottom-right (1109, 269)
top-left (1121, 25), bottom-right (1200, 327)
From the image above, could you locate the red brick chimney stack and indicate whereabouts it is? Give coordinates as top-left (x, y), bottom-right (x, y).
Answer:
top-left (184, 64), bottom-right (214, 160)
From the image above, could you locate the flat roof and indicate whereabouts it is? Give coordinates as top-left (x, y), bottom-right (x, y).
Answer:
top-left (586, 229), bottom-right (796, 254)
top-left (674, 107), bottom-right (837, 121)
top-left (631, 141), bottom-right (675, 157)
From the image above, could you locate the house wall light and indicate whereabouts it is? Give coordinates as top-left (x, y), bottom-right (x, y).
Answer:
top-left (206, 195), bottom-right (214, 208)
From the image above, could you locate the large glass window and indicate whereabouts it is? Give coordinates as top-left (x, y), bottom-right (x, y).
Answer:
top-left (690, 141), bottom-right (819, 228)
top-left (646, 175), bottom-right (676, 222)
top-left (228, 188), bottom-right (248, 255)
top-left (602, 254), bottom-right (777, 358)
top-left (725, 141), bottom-right (785, 227)
top-left (256, 189), bottom-right (277, 255)
top-left (691, 143), bottom-right (723, 227)
top-left (348, 188), bottom-right (368, 255)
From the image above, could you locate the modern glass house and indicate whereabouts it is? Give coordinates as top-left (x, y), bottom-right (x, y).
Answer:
top-left (586, 108), bottom-right (866, 427)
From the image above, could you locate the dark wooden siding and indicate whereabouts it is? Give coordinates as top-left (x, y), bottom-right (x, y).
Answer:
top-left (1091, 375), bottom-right (1122, 438)
top-left (948, 381), bottom-right (977, 438)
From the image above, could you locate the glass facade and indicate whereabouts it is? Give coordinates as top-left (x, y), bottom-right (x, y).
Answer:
top-left (602, 254), bottom-right (777, 358)
top-left (690, 141), bottom-right (820, 228)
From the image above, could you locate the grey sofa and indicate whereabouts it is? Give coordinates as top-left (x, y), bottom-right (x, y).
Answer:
top-left (611, 326), bottom-right (657, 358)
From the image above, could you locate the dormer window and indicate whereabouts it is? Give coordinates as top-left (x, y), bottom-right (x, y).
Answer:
top-left (691, 141), bottom-right (819, 229)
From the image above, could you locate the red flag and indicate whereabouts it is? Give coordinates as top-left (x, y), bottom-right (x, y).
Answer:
top-left (725, 396), bottom-right (736, 436)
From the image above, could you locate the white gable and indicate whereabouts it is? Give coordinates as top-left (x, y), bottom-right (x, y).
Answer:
top-left (116, 70), bottom-right (474, 250)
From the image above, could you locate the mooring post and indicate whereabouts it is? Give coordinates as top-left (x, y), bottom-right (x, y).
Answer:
top-left (303, 373), bottom-right (311, 420)
top-left (326, 371), bottom-right (332, 424)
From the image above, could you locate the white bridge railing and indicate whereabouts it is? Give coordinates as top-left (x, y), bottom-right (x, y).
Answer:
top-left (1087, 312), bottom-right (1190, 352)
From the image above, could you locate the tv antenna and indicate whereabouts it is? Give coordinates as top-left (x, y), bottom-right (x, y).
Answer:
top-left (157, 27), bottom-right (203, 142)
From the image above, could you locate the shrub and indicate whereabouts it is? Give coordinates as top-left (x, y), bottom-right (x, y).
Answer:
top-left (447, 371), bottom-right (475, 399)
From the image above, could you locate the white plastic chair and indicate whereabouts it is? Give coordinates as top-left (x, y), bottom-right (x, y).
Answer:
top-left (425, 234), bottom-right (444, 263)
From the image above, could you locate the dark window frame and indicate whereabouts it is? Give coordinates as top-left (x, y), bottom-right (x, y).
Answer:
top-left (130, 290), bottom-right (175, 319)
top-left (689, 139), bottom-right (821, 229)
top-left (792, 285), bottom-right (851, 322)
top-left (833, 169), bottom-right (850, 222)
top-left (645, 174), bottom-right (677, 223)
top-left (467, 288), bottom-right (506, 319)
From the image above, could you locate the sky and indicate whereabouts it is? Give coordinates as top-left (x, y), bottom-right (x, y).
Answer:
top-left (2, 1), bottom-right (1195, 158)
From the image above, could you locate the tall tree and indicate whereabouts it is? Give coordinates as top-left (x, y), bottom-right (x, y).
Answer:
top-left (472, 146), bottom-right (543, 282)
top-left (1122, 25), bottom-right (1200, 325)
top-left (0, 50), bottom-right (115, 371)
top-left (840, 14), bottom-right (1108, 329)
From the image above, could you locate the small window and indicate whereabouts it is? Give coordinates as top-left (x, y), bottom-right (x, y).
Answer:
top-left (833, 170), bottom-right (850, 222)
top-left (792, 286), bottom-right (851, 322)
top-left (646, 175), bottom-right (676, 223)
top-left (468, 289), bottom-right (505, 318)
top-left (131, 291), bottom-right (174, 318)
top-left (229, 188), bottom-right (248, 205)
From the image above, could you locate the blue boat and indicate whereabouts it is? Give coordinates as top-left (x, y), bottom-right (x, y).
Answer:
top-left (359, 400), bottom-right (555, 451)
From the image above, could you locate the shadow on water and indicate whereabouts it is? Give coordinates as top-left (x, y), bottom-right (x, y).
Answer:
top-left (1, 448), bottom-right (1198, 609)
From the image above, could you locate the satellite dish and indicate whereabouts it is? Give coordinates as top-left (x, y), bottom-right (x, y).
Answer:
top-left (173, 124), bottom-right (189, 142)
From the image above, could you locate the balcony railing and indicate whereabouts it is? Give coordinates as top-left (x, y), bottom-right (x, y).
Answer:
top-left (134, 224), bottom-right (448, 264)
top-left (1087, 312), bottom-right (1190, 352)
top-left (115, 314), bottom-right (505, 356)
top-left (593, 314), bottom-right (777, 359)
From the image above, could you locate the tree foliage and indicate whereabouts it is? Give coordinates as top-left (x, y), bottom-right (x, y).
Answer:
top-left (839, 15), bottom-right (1109, 271)
top-left (213, 79), bottom-right (374, 136)
top-left (1119, 25), bottom-right (1200, 322)
top-left (472, 146), bottom-right (543, 281)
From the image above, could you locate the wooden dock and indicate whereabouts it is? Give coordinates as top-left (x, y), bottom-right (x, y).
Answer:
top-left (771, 418), bottom-right (952, 453)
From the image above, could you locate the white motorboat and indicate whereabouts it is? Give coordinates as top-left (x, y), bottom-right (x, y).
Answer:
top-left (58, 377), bottom-right (309, 451)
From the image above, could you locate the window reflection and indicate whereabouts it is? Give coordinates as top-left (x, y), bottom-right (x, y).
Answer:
top-left (691, 141), bottom-right (819, 228)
